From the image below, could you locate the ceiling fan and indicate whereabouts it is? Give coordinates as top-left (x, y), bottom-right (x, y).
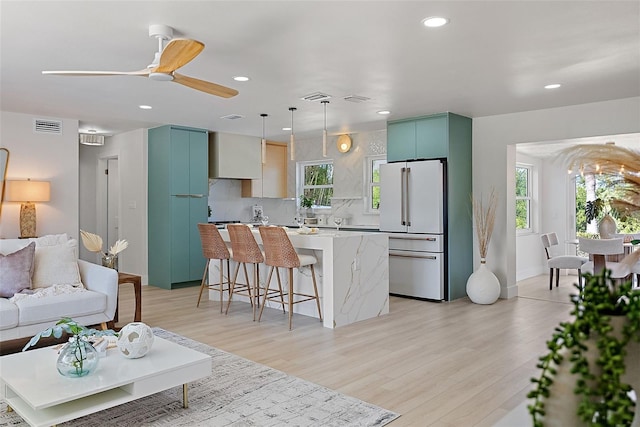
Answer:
top-left (42, 24), bottom-right (238, 98)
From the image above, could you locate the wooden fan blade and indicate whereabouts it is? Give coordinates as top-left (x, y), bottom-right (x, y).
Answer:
top-left (173, 73), bottom-right (238, 98)
top-left (155, 38), bottom-right (204, 73)
top-left (42, 70), bottom-right (150, 76)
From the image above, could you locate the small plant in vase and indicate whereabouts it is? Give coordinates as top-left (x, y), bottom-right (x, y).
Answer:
top-left (299, 195), bottom-right (315, 218)
top-left (80, 229), bottom-right (128, 270)
top-left (466, 189), bottom-right (500, 304)
top-left (23, 317), bottom-right (117, 377)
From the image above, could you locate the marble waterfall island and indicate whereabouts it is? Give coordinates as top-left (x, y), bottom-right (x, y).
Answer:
top-left (212, 228), bottom-right (389, 328)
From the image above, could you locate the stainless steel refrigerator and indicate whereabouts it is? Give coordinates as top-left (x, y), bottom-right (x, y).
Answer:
top-left (379, 159), bottom-right (446, 300)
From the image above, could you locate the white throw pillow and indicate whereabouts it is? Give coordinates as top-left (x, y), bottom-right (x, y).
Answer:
top-left (32, 239), bottom-right (83, 289)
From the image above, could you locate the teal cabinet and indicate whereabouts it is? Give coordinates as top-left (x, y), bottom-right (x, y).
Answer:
top-left (148, 125), bottom-right (208, 289)
top-left (386, 113), bottom-right (473, 302)
top-left (387, 113), bottom-right (449, 161)
top-left (387, 120), bottom-right (416, 162)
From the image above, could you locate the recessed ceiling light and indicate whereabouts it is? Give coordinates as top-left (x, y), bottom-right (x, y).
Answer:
top-left (544, 83), bottom-right (561, 89)
top-left (422, 16), bottom-right (449, 28)
top-left (282, 127), bottom-right (291, 131)
top-left (139, 105), bottom-right (152, 110)
top-left (233, 76), bottom-right (250, 82)
top-left (377, 110), bottom-right (391, 115)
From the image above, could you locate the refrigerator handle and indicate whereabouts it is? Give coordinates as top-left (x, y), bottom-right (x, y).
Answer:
top-left (405, 167), bottom-right (411, 226)
top-left (400, 167), bottom-right (406, 225)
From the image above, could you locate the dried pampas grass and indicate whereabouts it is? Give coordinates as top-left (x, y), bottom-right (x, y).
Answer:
top-left (472, 189), bottom-right (498, 260)
top-left (80, 230), bottom-right (103, 253)
top-left (560, 144), bottom-right (640, 215)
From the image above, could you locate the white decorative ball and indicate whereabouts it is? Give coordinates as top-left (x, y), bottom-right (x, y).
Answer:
top-left (116, 322), bottom-right (154, 358)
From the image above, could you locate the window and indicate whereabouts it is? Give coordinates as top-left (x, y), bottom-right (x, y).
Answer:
top-left (297, 160), bottom-right (333, 208)
top-left (365, 155), bottom-right (386, 213)
top-left (516, 164), bottom-right (532, 231)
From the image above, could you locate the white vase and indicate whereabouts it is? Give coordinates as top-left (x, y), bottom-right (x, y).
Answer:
top-left (466, 260), bottom-right (500, 304)
top-left (598, 214), bottom-right (617, 239)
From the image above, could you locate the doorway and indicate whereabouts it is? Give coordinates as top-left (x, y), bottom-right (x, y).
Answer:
top-left (97, 156), bottom-right (120, 251)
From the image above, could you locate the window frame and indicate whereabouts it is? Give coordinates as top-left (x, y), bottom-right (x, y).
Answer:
top-left (515, 163), bottom-right (533, 233)
top-left (363, 155), bottom-right (386, 214)
top-left (296, 159), bottom-right (334, 210)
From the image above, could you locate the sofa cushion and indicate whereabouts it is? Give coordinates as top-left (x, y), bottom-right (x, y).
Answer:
top-left (15, 290), bottom-right (106, 326)
top-left (32, 240), bottom-right (82, 289)
top-left (0, 233), bottom-right (70, 255)
top-left (0, 242), bottom-right (35, 298)
top-left (0, 298), bottom-right (19, 330)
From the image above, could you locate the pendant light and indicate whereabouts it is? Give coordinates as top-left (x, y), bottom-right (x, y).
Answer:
top-left (289, 107), bottom-right (297, 161)
top-left (321, 100), bottom-right (329, 157)
top-left (260, 113), bottom-right (268, 164)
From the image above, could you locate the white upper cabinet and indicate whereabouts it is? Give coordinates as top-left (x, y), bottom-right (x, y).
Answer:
top-left (209, 132), bottom-right (261, 179)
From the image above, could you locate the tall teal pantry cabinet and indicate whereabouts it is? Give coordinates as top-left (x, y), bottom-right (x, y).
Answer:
top-left (387, 112), bottom-right (473, 301)
top-left (148, 125), bottom-right (208, 289)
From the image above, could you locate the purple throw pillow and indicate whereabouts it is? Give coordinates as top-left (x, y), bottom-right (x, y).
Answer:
top-left (0, 242), bottom-right (36, 298)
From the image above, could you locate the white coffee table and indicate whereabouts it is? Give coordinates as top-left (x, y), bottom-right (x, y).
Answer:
top-left (0, 336), bottom-right (211, 427)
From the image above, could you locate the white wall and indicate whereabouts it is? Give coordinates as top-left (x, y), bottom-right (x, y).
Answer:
top-left (78, 129), bottom-right (148, 282)
top-left (473, 97), bottom-right (640, 298)
top-left (0, 111), bottom-right (79, 239)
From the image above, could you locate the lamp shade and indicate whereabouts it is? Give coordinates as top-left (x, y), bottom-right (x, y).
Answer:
top-left (5, 180), bottom-right (50, 202)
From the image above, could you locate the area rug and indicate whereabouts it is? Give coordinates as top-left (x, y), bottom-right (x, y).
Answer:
top-left (0, 328), bottom-right (399, 426)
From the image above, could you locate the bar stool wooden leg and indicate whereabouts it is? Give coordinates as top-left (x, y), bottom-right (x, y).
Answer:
top-left (274, 267), bottom-right (285, 313)
top-left (310, 265), bottom-right (322, 321)
top-left (258, 266), bottom-right (275, 322)
top-left (225, 263), bottom-right (242, 315)
top-left (197, 259), bottom-right (210, 308)
top-left (288, 268), bottom-right (294, 330)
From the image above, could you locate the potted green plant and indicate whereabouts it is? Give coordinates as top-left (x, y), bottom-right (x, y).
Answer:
top-left (299, 194), bottom-right (315, 218)
top-left (23, 317), bottom-right (117, 377)
top-left (527, 268), bottom-right (640, 426)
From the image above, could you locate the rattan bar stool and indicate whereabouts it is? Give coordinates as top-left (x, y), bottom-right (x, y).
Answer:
top-left (225, 224), bottom-right (264, 320)
top-left (257, 226), bottom-right (322, 330)
top-left (196, 223), bottom-right (232, 312)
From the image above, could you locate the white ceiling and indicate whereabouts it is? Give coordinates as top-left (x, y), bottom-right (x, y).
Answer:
top-left (1, 1), bottom-right (639, 141)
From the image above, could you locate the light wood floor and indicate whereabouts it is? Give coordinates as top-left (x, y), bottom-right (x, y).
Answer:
top-left (114, 275), bottom-right (576, 427)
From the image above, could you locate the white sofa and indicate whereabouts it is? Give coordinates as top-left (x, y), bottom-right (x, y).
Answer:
top-left (0, 235), bottom-right (118, 342)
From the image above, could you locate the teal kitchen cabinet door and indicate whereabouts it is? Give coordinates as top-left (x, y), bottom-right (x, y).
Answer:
top-left (416, 115), bottom-right (448, 159)
top-left (387, 120), bottom-right (416, 162)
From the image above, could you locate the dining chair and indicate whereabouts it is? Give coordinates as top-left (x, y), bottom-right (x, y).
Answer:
top-left (225, 224), bottom-right (264, 320)
top-left (257, 226), bottom-right (322, 331)
top-left (540, 232), bottom-right (588, 290)
top-left (196, 223), bottom-right (232, 312)
top-left (579, 237), bottom-right (627, 279)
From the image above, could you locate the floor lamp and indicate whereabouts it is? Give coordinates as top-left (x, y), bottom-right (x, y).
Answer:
top-left (5, 179), bottom-right (50, 238)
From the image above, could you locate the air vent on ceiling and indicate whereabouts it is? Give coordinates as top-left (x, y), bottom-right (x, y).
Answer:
top-left (220, 114), bottom-right (244, 120)
top-left (79, 134), bottom-right (105, 146)
top-left (301, 92), bottom-right (332, 102)
top-left (343, 95), bottom-right (370, 103)
top-left (33, 119), bottom-right (63, 134)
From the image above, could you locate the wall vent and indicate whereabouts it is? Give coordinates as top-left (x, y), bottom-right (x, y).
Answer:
top-left (343, 95), bottom-right (370, 103)
top-left (301, 92), bottom-right (332, 102)
top-left (220, 114), bottom-right (244, 120)
top-left (33, 119), bottom-right (63, 134)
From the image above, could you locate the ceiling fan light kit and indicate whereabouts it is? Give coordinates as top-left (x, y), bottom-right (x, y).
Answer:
top-left (41, 24), bottom-right (237, 98)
